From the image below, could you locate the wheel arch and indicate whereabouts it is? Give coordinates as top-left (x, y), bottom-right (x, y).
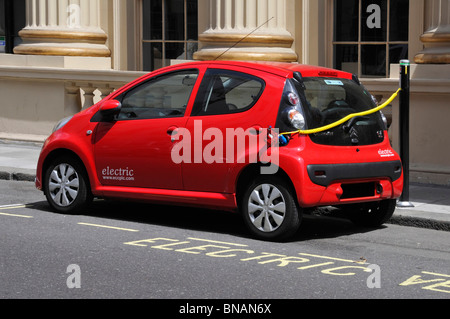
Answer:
top-left (235, 163), bottom-right (298, 208)
top-left (42, 148), bottom-right (92, 194)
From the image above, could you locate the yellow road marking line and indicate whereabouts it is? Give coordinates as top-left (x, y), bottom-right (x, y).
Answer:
top-left (299, 253), bottom-right (362, 264)
top-left (0, 205), bottom-right (27, 210)
top-left (188, 237), bottom-right (249, 247)
top-left (0, 212), bottom-right (33, 218)
top-left (78, 222), bottom-right (139, 232)
top-left (422, 271), bottom-right (450, 278)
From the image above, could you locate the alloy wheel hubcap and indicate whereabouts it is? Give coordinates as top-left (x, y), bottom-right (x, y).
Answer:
top-left (48, 164), bottom-right (80, 207)
top-left (247, 184), bottom-right (286, 232)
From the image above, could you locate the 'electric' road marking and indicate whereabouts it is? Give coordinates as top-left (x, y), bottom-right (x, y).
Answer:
top-left (188, 237), bottom-right (249, 247)
top-left (422, 271), bottom-right (450, 278)
top-left (78, 222), bottom-right (139, 232)
top-left (299, 253), bottom-right (365, 264)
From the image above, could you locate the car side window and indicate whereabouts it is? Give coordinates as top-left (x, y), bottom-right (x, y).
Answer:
top-left (192, 69), bottom-right (265, 116)
top-left (118, 69), bottom-right (198, 120)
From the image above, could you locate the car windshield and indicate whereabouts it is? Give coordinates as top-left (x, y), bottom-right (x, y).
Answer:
top-left (297, 77), bottom-right (385, 146)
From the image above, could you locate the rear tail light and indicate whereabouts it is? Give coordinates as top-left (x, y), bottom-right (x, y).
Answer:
top-left (284, 91), bottom-right (305, 130)
top-left (276, 78), bottom-right (308, 136)
top-left (287, 108), bottom-right (305, 130)
top-left (287, 92), bottom-right (300, 106)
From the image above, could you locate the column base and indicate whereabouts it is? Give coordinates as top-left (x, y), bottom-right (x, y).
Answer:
top-left (414, 32), bottom-right (450, 64)
top-left (14, 43), bottom-right (111, 58)
top-left (194, 47), bottom-right (298, 62)
top-left (198, 32), bottom-right (295, 48)
top-left (414, 50), bottom-right (450, 64)
top-left (14, 29), bottom-right (111, 58)
top-left (195, 31), bottom-right (297, 62)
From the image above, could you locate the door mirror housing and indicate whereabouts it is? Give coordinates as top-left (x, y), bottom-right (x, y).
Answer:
top-left (99, 100), bottom-right (122, 121)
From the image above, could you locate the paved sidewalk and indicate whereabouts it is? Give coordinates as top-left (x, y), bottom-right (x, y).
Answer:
top-left (0, 139), bottom-right (41, 182)
top-left (0, 138), bottom-right (449, 231)
top-left (391, 184), bottom-right (450, 231)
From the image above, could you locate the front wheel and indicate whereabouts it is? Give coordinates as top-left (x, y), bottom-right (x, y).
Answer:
top-left (344, 199), bottom-right (397, 227)
top-left (240, 177), bottom-right (301, 241)
top-left (44, 156), bottom-right (92, 214)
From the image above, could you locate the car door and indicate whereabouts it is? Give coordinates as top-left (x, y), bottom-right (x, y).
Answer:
top-left (181, 67), bottom-right (274, 193)
top-left (93, 69), bottom-right (199, 190)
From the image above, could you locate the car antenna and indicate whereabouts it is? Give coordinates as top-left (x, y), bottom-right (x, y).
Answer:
top-left (214, 17), bottom-right (275, 61)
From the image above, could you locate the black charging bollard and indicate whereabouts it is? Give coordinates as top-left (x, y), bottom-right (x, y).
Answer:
top-left (397, 60), bottom-right (414, 208)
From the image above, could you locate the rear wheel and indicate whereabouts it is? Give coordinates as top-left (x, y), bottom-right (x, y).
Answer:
top-left (44, 156), bottom-right (92, 214)
top-left (240, 177), bottom-right (301, 241)
top-left (345, 199), bottom-right (396, 227)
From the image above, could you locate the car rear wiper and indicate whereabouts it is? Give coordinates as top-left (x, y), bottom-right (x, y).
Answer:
top-left (342, 116), bottom-right (370, 133)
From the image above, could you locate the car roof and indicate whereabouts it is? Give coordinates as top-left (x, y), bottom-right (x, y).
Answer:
top-left (166, 60), bottom-right (354, 79)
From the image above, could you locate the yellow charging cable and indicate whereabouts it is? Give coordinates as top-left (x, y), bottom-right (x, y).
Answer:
top-left (281, 88), bottom-right (402, 136)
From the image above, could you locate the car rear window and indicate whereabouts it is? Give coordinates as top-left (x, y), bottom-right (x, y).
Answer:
top-left (297, 77), bottom-right (385, 146)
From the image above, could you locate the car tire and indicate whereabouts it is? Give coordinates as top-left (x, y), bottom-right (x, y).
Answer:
top-left (240, 176), bottom-right (301, 241)
top-left (44, 156), bottom-right (92, 214)
top-left (345, 199), bottom-right (396, 227)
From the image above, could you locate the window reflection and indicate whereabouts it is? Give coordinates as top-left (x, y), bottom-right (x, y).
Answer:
top-left (334, 0), bottom-right (359, 42)
top-left (361, 0), bottom-right (387, 42)
top-left (361, 44), bottom-right (386, 77)
top-left (142, 0), bottom-right (198, 71)
top-left (333, 0), bottom-right (409, 78)
top-left (0, 0), bottom-right (25, 54)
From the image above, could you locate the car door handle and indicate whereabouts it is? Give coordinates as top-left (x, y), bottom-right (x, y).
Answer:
top-left (167, 126), bottom-right (179, 142)
top-left (167, 126), bottom-right (178, 135)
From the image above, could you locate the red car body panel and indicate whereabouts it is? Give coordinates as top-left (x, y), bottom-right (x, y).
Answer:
top-left (36, 61), bottom-right (403, 213)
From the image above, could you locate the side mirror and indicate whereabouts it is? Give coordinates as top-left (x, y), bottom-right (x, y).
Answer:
top-left (99, 100), bottom-right (121, 121)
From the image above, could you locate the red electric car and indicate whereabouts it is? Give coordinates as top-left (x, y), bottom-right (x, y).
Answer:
top-left (35, 61), bottom-right (403, 241)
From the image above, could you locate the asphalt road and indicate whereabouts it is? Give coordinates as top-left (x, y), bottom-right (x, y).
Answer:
top-left (1, 180), bottom-right (449, 305)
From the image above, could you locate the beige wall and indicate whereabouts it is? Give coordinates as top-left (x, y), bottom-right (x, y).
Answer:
top-left (0, 79), bottom-right (65, 137)
top-left (0, 55), bottom-right (145, 139)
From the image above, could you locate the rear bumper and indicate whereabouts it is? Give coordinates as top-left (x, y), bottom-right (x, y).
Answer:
top-left (311, 177), bottom-right (403, 207)
top-left (307, 160), bottom-right (403, 187)
top-left (293, 160), bottom-right (404, 208)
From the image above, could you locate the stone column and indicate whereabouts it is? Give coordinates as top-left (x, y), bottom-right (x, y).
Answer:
top-left (14, 0), bottom-right (110, 57)
top-left (415, 0), bottom-right (450, 63)
top-left (194, 0), bottom-right (297, 62)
